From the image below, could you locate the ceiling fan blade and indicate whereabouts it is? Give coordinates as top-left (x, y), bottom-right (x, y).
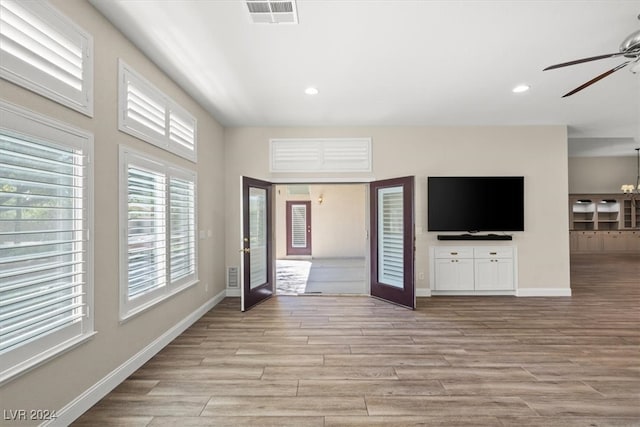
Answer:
top-left (544, 52), bottom-right (626, 71)
top-left (561, 61), bottom-right (630, 97)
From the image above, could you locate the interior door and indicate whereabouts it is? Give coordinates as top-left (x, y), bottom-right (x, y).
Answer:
top-left (286, 201), bottom-right (312, 256)
top-left (241, 177), bottom-right (273, 311)
top-left (370, 176), bottom-right (415, 309)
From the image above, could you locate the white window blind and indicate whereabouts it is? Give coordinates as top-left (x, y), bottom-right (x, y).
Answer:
top-left (120, 147), bottom-right (197, 319)
top-left (0, 0), bottom-right (93, 116)
top-left (119, 60), bottom-right (196, 162)
top-left (270, 138), bottom-right (371, 173)
top-left (169, 173), bottom-right (196, 284)
top-left (377, 186), bottom-right (404, 288)
top-left (125, 78), bottom-right (166, 141)
top-left (248, 187), bottom-right (267, 290)
top-left (0, 101), bottom-right (93, 384)
top-left (291, 204), bottom-right (307, 248)
top-left (169, 106), bottom-right (196, 156)
top-left (126, 165), bottom-right (166, 299)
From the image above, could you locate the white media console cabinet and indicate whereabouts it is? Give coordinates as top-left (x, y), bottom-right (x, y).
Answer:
top-left (429, 245), bottom-right (517, 295)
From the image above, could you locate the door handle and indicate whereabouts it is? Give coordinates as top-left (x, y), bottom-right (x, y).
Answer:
top-left (239, 248), bottom-right (250, 253)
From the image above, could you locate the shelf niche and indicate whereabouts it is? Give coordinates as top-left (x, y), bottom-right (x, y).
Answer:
top-left (569, 193), bottom-right (639, 253)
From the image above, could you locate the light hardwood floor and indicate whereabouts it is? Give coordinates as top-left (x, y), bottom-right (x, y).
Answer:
top-left (74, 253), bottom-right (640, 426)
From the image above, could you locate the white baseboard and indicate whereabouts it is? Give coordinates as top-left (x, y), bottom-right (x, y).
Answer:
top-left (416, 288), bottom-right (431, 297)
top-left (516, 288), bottom-right (572, 297)
top-left (46, 289), bottom-right (227, 427)
top-left (427, 288), bottom-right (572, 297)
top-left (226, 288), bottom-right (240, 297)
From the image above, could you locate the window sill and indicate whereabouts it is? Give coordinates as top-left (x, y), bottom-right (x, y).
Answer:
top-left (120, 279), bottom-right (199, 323)
top-left (0, 331), bottom-right (97, 386)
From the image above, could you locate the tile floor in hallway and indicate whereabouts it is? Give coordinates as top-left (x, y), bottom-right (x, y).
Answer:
top-left (276, 258), bottom-right (366, 295)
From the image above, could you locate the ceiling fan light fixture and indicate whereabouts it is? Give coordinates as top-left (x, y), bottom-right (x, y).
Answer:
top-left (512, 84), bottom-right (530, 93)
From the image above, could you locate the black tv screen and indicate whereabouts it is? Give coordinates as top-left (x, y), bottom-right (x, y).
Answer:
top-left (428, 176), bottom-right (524, 232)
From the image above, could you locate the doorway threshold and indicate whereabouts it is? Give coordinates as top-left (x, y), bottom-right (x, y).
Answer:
top-left (276, 258), bottom-right (366, 296)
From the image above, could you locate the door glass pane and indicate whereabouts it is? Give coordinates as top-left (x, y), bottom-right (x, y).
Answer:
top-left (291, 204), bottom-right (307, 248)
top-left (378, 186), bottom-right (403, 288)
top-left (249, 187), bottom-right (267, 289)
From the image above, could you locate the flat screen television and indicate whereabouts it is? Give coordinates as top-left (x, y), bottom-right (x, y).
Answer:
top-left (428, 176), bottom-right (524, 232)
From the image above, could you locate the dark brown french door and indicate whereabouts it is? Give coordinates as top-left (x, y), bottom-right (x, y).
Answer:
top-left (286, 201), bottom-right (312, 256)
top-left (370, 176), bottom-right (415, 309)
top-left (241, 177), bottom-right (273, 311)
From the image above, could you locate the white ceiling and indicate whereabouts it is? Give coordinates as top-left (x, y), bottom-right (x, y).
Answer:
top-left (89, 0), bottom-right (640, 157)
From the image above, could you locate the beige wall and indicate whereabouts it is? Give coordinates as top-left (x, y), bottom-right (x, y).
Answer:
top-left (569, 156), bottom-right (637, 193)
top-left (225, 126), bottom-right (571, 295)
top-left (275, 184), bottom-right (367, 259)
top-left (0, 0), bottom-right (226, 423)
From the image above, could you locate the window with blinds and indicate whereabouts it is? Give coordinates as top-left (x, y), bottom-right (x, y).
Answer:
top-left (377, 186), bottom-right (404, 288)
top-left (291, 204), bottom-right (307, 248)
top-left (0, 0), bottom-right (93, 116)
top-left (126, 165), bottom-right (166, 299)
top-left (169, 173), bottom-right (196, 284)
top-left (169, 106), bottom-right (196, 157)
top-left (120, 147), bottom-right (197, 319)
top-left (270, 138), bottom-right (371, 173)
top-left (118, 60), bottom-right (197, 162)
top-left (0, 101), bottom-right (94, 384)
top-left (125, 78), bottom-right (166, 141)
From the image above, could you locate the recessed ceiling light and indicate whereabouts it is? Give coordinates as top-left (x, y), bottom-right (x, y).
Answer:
top-left (305, 87), bottom-right (319, 95)
top-left (512, 84), bottom-right (530, 93)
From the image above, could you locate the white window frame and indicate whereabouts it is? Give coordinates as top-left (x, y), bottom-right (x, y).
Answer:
top-left (0, 0), bottom-right (94, 116)
top-left (0, 100), bottom-right (94, 385)
top-left (118, 60), bottom-right (197, 162)
top-left (119, 146), bottom-right (198, 320)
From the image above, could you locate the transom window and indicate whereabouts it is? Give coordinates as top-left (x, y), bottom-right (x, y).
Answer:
top-left (118, 60), bottom-right (197, 162)
top-left (0, 0), bottom-right (94, 116)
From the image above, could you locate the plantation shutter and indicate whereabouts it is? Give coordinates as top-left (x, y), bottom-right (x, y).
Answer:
top-left (0, 0), bottom-right (92, 115)
top-left (249, 187), bottom-right (267, 289)
top-left (124, 76), bottom-right (166, 142)
top-left (291, 204), bottom-right (307, 248)
top-left (169, 106), bottom-right (196, 155)
top-left (377, 186), bottom-right (404, 288)
top-left (169, 173), bottom-right (196, 284)
top-left (126, 164), bottom-right (166, 299)
top-left (119, 61), bottom-right (197, 162)
top-left (270, 138), bottom-right (371, 173)
top-left (120, 147), bottom-right (198, 319)
top-left (0, 132), bottom-right (88, 353)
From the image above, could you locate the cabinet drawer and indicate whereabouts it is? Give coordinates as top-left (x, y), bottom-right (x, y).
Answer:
top-left (434, 247), bottom-right (474, 259)
top-left (474, 247), bottom-right (513, 259)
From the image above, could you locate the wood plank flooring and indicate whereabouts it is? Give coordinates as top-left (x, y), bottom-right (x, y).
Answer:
top-left (73, 253), bottom-right (640, 426)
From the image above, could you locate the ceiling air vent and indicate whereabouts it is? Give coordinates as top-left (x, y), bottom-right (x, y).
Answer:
top-left (246, 0), bottom-right (298, 24)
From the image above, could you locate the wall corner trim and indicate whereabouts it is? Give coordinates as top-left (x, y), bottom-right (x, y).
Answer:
top-left (516, 288), bottom-right (572, 297)
top-left (46, 289), bottom-right (227, 427)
